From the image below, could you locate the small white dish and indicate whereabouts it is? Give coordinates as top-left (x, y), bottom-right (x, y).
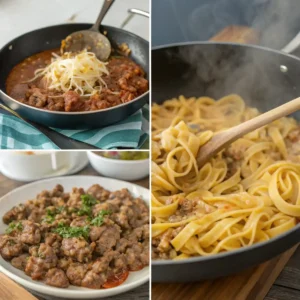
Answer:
top-left (87, 152), bottom-right (149, 181)
top-left (0, 152), bottom-right (89, 182)
top-left (0, 176), bottom-right (149, 299)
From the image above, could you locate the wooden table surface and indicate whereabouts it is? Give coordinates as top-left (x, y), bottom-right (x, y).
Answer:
top-left (0, 163), bottom-right (149, 300)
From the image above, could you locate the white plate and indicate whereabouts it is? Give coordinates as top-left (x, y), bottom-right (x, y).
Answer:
top-left (0, 176), bottom-right (149, 299)
top-left (0, 153), bottom-right (89, 182)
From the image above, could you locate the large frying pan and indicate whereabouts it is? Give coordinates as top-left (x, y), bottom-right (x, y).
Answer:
top-left (0, 23), bottom-right (149, 129)
top-left (152, 42), bottom-right (300, 282)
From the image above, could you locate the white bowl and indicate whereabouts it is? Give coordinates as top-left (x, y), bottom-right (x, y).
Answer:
top-left (0, 176), bottom-right (149, 299)
top-left (0, 152), bottom-right (89, 182)
top-left (87, 152), bottom-right (149, 181)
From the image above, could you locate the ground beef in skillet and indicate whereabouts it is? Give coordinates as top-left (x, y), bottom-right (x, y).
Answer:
top-left (0, 184), bottom-right (149, 289)
top-left (6, 50), bottom-right (149, 112)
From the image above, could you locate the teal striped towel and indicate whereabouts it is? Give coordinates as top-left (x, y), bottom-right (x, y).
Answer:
top-left (0, 105), bottom-right (149, 150)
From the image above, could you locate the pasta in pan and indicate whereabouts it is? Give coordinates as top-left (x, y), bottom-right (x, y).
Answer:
top-left (152, 94), bottom-right (300, 260)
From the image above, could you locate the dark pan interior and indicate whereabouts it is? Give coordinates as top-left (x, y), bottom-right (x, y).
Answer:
top-left (0, 23), bottom-right (149, 92)
top-left (152, 43), bottom-right (300, 119)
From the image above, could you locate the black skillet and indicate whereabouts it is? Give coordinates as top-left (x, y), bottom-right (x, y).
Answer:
top-left (152, 42), bottom-right (300, 282)
top-left (0, 23), bottom-right (149, 131)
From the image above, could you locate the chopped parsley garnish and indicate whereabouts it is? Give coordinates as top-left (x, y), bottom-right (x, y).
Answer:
top-left (77, 206), bottom-right (92, 217)
top-left (81, 194), bottom-right (98, 206)
top-left (42, 207), bottom-right (65, 223)
top-left (77, 194), bottom-right (99, 217)
top-left (91, 210), bottom-right (112, 226)
top-left (52, 223), bottom-right (90, 240)
top-left (6, 222), bottom-right (23, 234)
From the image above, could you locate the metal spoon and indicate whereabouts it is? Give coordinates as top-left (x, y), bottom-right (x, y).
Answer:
top-left (61, 0), bottom-right (114, 61)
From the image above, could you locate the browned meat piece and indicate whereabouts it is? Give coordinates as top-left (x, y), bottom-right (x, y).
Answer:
top-left (113, 210), bottom-right (130, 229)
top-left (116, 238), bottom-right (130, 253)
top-left (157, 229), bottom-right (173, 253)
top-left (27, 208), bottom-right (44, 223)
top-left (25, 257), bottom-right (47, 279)
top-left (94, 225), bottom-right (120, 255)
top-left (109, 188), bottom-right (132, 201)
top-left (128, 225), bottom-right (149, 242)
top-left (82, 270), bottom-right (107, 289)
top-left (61, 238), bottom-right (95, 263)
top-left (87, 184), bottom-right (110, 201)
top-left (89, 226), bottom-right (106, 242)
top-left (52, 184), bottom-right (64, 197)
top-left (70, 216), bottom-right (89, 227)
top-left (111, 252), bottom-right (127, 273)
top-left (11, 253), bottom-right (29, 270)
top-left (66, 187), bottom-right (85, 209)
top-left (93, 202), bottom-right (119, 216)
top-left (125, 243), bottom-right (148, 271)
top-left (26, 87), bottom-right (47, 108)
top-left (66, 263), bottom-right (89, 286)
top-left (20, 221), bottom-right (41, 245)
top-left (3, 205), bottom-right (27, 224)
top-left (0, 235), bottom-right (23, 260)
top-left (118, 76), bottom-right (137, 93)
top-left (64, 91), bottom-right (84, 112)
top-left (89, 93), bottom-right (120, 110)
top-left (47, 97), bottom-right (65, 111)
top-left (288, 127), bottom-right (300, 142)
top-left (45, 268), bottom-right (69, 288)
top-left (57, 257), bottom-right (73, 271)
top-left (25, 243), bottom-right (58, 280)
top-left (44, 233), bottom-right (62, 254)
top-left (179, 198), bottom-right (196, 213)
top-left (92, 250), bottom-right (115, 273)
top-left (37, 243), bottom-right (58, 267)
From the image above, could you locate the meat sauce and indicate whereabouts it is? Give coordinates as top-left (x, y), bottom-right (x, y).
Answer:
top-left (0, 184), bottom-right (149, 289)
top-left (6, 49), bottom-right (148, 112)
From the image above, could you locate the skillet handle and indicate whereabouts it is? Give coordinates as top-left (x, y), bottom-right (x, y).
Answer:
top-left (128, 9), bottom-right (149, 18)
top-left (120, 8), bottom-right (149, 29)
top-left (281, 31), bottom-right (300, 54)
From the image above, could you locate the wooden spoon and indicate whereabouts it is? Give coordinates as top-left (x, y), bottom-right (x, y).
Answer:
top-left (197, 97), bottom-right (300, 167)
top-left (0, 272), bottom-right (38, 300)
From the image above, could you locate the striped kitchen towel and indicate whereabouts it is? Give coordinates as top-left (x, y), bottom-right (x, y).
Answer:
top-left (0, 105), bottom-right (149, 150)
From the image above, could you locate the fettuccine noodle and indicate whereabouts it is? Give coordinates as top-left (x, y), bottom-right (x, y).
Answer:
top-left (152, 94), bottom-right (300, 259)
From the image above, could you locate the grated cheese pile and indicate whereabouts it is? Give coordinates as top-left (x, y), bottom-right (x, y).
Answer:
top-left (28, 50), bottom-right (109, 97)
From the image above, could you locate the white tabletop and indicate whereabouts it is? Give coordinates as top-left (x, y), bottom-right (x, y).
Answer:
top-left (0, 0), bottom-right (149, 48)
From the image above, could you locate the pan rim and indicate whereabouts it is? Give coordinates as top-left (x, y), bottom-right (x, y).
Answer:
top-left (0, 23), bottom-right (149, 116)
top-left (152, 41), bottom-right (300, 62)
top-left (152, 41), bottom-right (300, 266)
top-left (152, 222), bottom-right (300, 266)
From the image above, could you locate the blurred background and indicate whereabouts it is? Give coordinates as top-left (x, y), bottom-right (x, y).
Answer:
top-left (0, 0), bottom-right (149, 48)
top-left (152, 0), bottom-right (300, 53)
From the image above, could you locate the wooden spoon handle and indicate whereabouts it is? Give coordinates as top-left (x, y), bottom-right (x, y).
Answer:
top-left (0, 272), bottom-right (38, 300)
top-left (197, 97), bottom-right (300, 167)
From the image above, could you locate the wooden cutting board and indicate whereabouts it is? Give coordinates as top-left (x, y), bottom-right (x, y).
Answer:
top-left (0, 272), bottom-right (38, 300)
top-left (152, 245), bottom-right (298, 300)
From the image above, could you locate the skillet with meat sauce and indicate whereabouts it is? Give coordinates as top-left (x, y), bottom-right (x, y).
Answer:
top-left (6, 49), bottom-right (149, 112)
top-left (0, 184), bottom-right (149, 289)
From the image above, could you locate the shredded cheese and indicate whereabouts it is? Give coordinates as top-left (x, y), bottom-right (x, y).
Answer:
top-left (28, 50), bottom-right (109, 97)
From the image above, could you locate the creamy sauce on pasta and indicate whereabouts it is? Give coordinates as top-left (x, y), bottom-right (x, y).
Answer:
top-left (152, 94), bottom-right (300, 259)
